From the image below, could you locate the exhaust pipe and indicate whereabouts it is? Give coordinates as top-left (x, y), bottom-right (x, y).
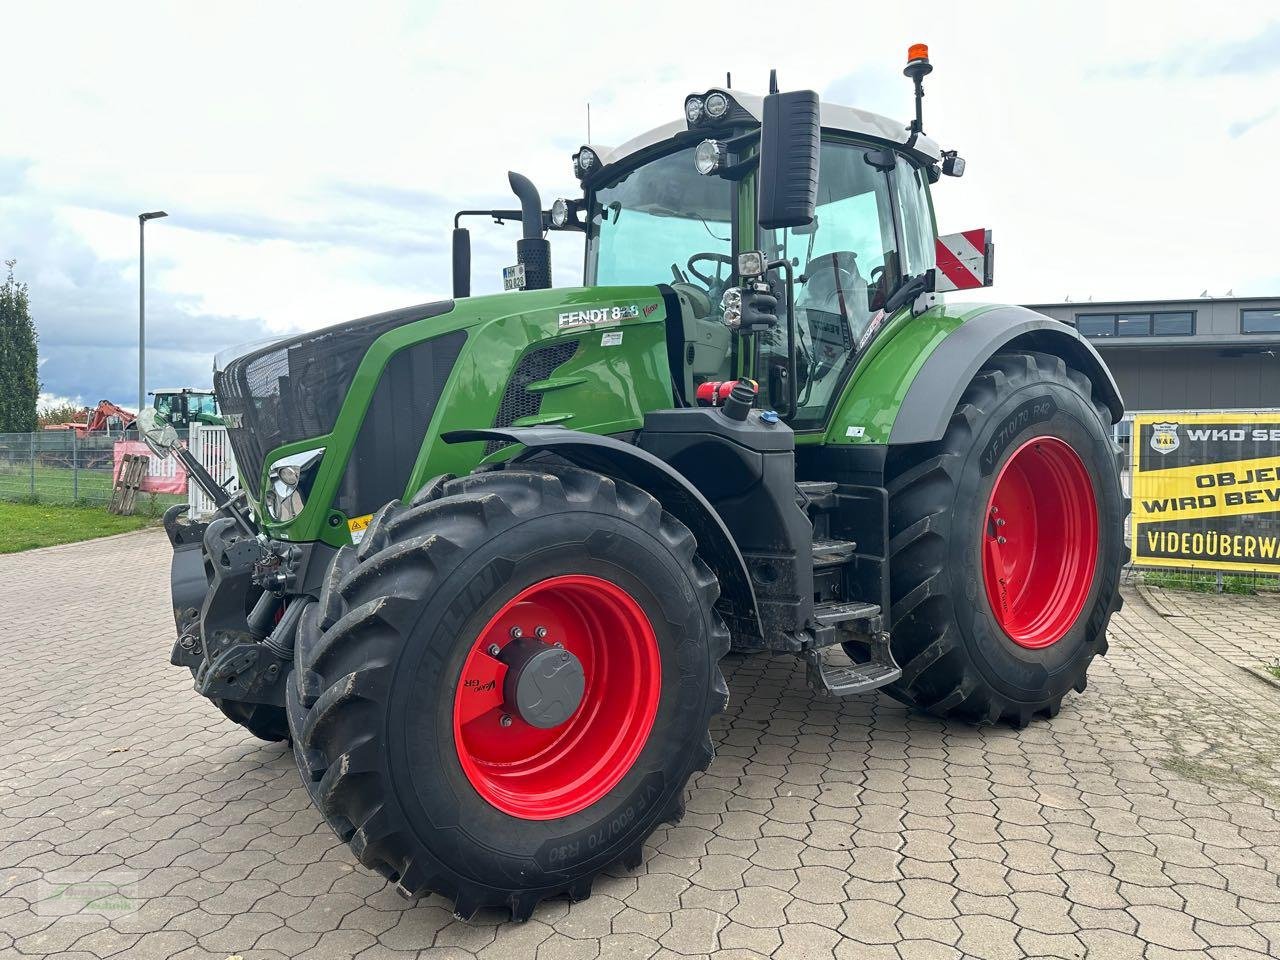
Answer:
top-left (508, 171), bottom-right (551, 290)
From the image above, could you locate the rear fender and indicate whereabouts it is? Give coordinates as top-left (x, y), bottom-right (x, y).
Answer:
top-left (889, 306), bottom-right (1124, 445)
top-left (444, 427), bottom-right (764, 646)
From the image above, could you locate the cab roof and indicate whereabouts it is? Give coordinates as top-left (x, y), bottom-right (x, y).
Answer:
top-left (587, 88), bottom-right (943, 177)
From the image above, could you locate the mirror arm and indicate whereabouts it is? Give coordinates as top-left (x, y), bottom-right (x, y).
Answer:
top-left (767, 258), bottom-right (799, 418)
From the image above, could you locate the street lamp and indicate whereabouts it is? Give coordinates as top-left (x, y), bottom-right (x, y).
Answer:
top-left (138, 210), bottom-right (168, 414)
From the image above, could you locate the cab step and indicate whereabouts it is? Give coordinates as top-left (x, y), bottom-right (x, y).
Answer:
top-left (813, 600), bottom-right (880, 630)
top-left (812, 539), bottom-right (858, 567)
top-left (803, 646), bottom-right (902, 697)
top-left (796, 480), bottom-right (838, 511)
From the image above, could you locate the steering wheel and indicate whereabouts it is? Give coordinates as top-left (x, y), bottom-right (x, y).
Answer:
top-left (687, 252), bottom-right (734, 289)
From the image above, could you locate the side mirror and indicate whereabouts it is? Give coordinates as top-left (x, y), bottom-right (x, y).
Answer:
top-left (136, 408), bottom-right (179, 458)
top-left (452, 227), bottom-right (471, 298)
top-left (757, 89), bottom-right (820, 231)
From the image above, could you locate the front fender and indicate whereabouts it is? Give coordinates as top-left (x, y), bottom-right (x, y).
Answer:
top-left (444, 426), bottom-right (764, 645)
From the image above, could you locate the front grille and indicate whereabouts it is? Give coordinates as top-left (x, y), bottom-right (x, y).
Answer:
top-left (215, 300), bottom-right (454, 494)
top-left (485, 340), bottom-right (579, 455)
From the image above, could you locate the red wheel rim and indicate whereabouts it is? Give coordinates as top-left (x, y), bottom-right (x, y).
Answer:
top-left (452, 575), bottom-right (661, 820)
top-left (982, 436), bottom-right (1098, 649)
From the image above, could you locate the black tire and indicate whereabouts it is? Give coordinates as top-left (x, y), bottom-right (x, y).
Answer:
top-left (212, 698), bottom-right (290, 742)
top-left (286, 464), bottom-right (729, 920)
top-left (876, 350), bottom-right (1124, 726)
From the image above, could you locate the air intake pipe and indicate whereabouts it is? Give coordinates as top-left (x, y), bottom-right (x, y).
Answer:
top-left (508, 171), bottom-right (551, 290)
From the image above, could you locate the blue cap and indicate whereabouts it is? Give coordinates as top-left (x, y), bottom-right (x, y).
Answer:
top-left (760, 410), bottom-right (780, 424)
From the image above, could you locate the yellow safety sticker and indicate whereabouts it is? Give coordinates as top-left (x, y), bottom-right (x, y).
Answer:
top-left (347, 513), bottom-right (373, 544)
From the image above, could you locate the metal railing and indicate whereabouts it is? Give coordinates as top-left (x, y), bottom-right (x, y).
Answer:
top-left (188, 424), bottom-right (240, 519)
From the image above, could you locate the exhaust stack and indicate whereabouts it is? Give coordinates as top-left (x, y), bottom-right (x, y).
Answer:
top-left (508, 172), bottom-right (551, 290)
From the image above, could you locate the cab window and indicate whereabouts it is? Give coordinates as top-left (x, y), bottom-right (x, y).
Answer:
top-left (894, 156), bottom-right (936, 276)
top-left (761, 140), bottom-right (899, 429)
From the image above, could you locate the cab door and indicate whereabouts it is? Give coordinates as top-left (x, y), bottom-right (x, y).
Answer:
top-left (759, 141), bottom-right (935, 430)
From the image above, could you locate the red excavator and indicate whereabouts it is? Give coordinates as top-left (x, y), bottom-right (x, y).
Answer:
top-left (42, 400), bottom-right (136, 438)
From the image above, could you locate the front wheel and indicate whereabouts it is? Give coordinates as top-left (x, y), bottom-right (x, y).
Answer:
top-left (286, 465), bottom-right (729, 920)
top-left (878, 350), bottom-right (1124, 726)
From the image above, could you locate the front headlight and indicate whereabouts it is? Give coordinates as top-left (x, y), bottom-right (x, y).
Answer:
top-left (265, 447), bottom-right (325, 522)
top-left (694, 139), bottom-right (727, 176)
top-left (720, 287), bottom-right (743, 329)
top-left (704, 92), bottom-right (729, 119)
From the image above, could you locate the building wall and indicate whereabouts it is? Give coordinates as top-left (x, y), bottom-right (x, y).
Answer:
top-left (1100, 347), bottom-right (1280, 412)
top-left (1028, 297), bottom-right (1280, 348)
top-left (1020, 296), bottom-right (1280, 413)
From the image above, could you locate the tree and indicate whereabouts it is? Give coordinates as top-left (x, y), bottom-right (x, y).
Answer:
top-left (37, 402), bottom-right (89, 429)
top-left (0, 259), bottom-right (39, 433)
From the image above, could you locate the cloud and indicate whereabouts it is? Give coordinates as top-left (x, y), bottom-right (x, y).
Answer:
top-left (1110, 21), bottom-right (1280, 79)
top-left (3, 200), bottom-right (272, 405)
top-left (1228, 106), bottom-right (1278, 138)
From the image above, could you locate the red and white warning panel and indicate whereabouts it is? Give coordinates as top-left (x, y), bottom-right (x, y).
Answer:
top-left (934, 228), bottom-right (994, 291)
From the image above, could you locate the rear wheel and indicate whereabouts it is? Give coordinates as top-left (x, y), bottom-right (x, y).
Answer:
top-left (879, 350), bottom-right (1124, 726)
top-left (286, 464), bottom-right (729, 920)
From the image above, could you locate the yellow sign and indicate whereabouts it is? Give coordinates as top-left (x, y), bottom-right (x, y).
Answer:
top-left (1130, 412), bottom-right (1280, 572)
top-left (347, 513), bottom-right (373, 544)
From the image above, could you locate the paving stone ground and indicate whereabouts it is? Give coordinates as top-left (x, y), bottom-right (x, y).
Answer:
top-left (2, 530), bottom-right (1280, 959)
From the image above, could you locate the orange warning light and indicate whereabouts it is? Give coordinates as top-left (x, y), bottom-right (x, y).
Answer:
top-left (907, 43), bottom-right (929, 62)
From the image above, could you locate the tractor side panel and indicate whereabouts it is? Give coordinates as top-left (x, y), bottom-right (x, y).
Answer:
top-left (404, 288), bottom-right (675, 504)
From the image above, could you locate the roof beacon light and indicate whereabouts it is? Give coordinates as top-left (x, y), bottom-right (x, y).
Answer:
top-left (903, 41), bottom-right (933, 147)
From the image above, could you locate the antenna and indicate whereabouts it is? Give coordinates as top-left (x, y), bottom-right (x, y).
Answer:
top-left (587, 103), bottom-right (591, 143)
top-left (726, 71), bottom-right (731, 87)
top-left (768, 68), bottom-right (778, 94)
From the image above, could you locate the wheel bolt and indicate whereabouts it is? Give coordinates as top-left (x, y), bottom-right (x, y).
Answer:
top-left (535, 626), bottom-right (548, 639)
top-left (997, 536), bottom-right (1007, 544)
top-left (996, 518), bottom-right (1006, 526)
top-left (509, 626), bottom-right (523, 639)
top-left (500, 714), bottom-right (513, 727)
top-left (487, 644), bottom-right (500, 656)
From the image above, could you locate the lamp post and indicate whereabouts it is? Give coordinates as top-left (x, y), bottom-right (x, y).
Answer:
top-left (138, 210), bottom-right (168, 414)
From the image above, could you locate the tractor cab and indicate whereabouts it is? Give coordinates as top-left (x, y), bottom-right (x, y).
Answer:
top-left (150, 387), bottom-right (220, 431)
top-left (574, 104), bottom-right (946, 428)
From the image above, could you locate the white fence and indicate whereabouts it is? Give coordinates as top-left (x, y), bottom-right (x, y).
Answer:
top-left (188, 424), bottom-right (240, 518)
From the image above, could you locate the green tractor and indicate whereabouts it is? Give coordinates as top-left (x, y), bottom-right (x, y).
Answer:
top-left (150, 386), bottom-right (222, 430)
top-left (156, 48), bottom-right (1125, 921)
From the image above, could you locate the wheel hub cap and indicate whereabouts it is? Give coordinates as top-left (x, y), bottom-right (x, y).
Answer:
top-left (501, 639), bottom-right (586, 729)
top-left (981, 435), bottom-right (1099, 649)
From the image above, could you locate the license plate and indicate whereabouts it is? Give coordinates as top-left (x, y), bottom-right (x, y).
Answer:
top-left (502, 263), bottom-right (526, 291)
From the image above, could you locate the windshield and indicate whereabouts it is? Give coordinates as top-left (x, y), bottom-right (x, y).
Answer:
top-left (587, 145), bottom-right (733, 299)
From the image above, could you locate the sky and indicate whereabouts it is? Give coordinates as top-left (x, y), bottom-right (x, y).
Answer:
top-left (1, 1), bottom-right (1277, 411)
